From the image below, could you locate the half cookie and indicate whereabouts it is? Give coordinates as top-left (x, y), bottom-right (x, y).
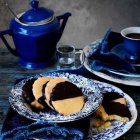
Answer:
top-left (94, 92), bottom-right (131, 122)
top-left (32, 76), bottom-right (52, 109)
top-left (32, 77), bottom-right (51, 101)
top-left (45, 77), bottom-right (68, 101)
top-left (22, 78), bottom-right (44, 110)
top-left (45, 78), bottom-right (85, 115)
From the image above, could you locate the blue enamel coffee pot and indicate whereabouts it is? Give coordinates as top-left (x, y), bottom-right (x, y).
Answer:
top-left (0, 0), bottom-right (71, 68)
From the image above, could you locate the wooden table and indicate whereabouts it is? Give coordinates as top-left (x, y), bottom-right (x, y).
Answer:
top-left (0, 48), bottom-right (140, 139)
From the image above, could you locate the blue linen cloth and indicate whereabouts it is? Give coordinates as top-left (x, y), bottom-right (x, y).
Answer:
top-left (1, 107), bottom-right (90, 140)
top-left (1, 67), bottom-right (90, 140)
top-left (88, 29), bottom-right (136, 73)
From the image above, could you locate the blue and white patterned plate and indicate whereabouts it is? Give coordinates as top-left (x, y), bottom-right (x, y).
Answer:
top-left (9, 72), bottom-right (103, 123)
top-left (87, 81), bottom-right (137, 140)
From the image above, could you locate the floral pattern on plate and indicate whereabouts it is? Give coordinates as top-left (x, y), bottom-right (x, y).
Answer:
top-left (87, 81), bottom-right (137, 140)
top-left (9, 72), bottom-right (103, 123)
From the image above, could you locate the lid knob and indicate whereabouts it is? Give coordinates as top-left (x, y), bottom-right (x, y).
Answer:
top-left (30, 0), bottom-right (39, 9)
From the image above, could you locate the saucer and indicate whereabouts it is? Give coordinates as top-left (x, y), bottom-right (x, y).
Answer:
top-left (82, 40), bottom-right (140, 86)
top-left (109, 43), bottom-right (140, 77)
top-left (111, 43), bottom-right (140, 65)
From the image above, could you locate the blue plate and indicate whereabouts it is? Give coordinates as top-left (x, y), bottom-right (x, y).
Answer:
top-left (82, 40), bottom-right (140, 86)
top-left (9, 72), bottom-right (103, 122)
top-left (87, 81), bottom-right (137, 140)
top-left (110, 43), bottom-right (140, 77)
top-left (112, 43), bottom-right (140, 66)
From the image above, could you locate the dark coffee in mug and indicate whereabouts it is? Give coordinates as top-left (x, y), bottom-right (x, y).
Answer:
top-left (126, 33), bottom-right (140, 39)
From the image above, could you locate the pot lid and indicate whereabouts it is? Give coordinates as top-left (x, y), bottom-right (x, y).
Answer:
top-left (19, 0), bottom-right (54, 25)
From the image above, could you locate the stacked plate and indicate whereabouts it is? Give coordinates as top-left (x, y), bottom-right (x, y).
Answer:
top-left (82, 40), bottom-right (140, 86)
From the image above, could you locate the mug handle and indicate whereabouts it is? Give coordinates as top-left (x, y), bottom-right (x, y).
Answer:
top-left (76, 50), bottom-right (85, 65)
top-left (0, 29), bottom-right (19, 56)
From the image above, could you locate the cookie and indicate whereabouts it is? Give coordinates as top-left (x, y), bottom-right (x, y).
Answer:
top-left (103, 101), bottom-right (131, 122)
top-left (45, 77), bottom-right (68, 101)
top-left (94, 92), bottom-right (131, 123)
top-left (22, 78), bottom-right (44, 110)
top-left (90, 116), bottom-right (111, 130)
top-left (22, 78), bottom-right (36, 104)
top-left (32, 76), bottom-right (52, 109)
top-left (32, 77), bottom-right (51, 100)
top-left (94, 105), bottom-right (109, 121)
top-left (113, 98), bottom-right (127, 105)
top-left (102, 92), bottom-right (131, 121)
top-left (46, 79), bottom-right (85, 115)
top-left (102, 92), bottom-right (124, 102)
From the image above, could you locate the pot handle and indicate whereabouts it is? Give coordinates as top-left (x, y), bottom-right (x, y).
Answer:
top-left (0, 29), bottom-right (19, 56)
top-left (56, 12), bottom-right (72, 40)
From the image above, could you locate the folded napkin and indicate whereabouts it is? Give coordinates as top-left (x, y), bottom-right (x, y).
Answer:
top-left (88, 29), bottom-right (136, 73)
top-left (1, 68), bottom-right (90, 140)
top-left (1, 107), bottom-right (90, 140)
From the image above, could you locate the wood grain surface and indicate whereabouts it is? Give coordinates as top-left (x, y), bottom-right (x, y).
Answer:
top-left (0, 48), bottom-right (139, 140)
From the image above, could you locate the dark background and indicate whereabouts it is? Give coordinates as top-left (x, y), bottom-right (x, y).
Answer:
top-left (0, 0), bottom-right (140, 48)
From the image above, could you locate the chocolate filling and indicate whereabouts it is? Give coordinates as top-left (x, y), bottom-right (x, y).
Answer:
top-left (22, 78), bottom-right (37, 103)
top-left (103, 92), bottom-right (123, 103)
top-left (48, 81), bottom-right (83, 110)
top-left (42, 81), bottom-right (49, 96)
top-left (50, 81), bottom-right (83, 101)
top-left (102, 102), bottom-right (132, 119)
top-left (38, 82), bottom-right (50, 109)
top-left (49, 100), bottom-right (55, 110)
top-left (101, 92), bottom-right (132, 119)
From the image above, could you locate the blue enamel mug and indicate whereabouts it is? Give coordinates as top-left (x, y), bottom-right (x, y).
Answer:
top-left (121, 27), bottom-right (140, 62)
top-left (0, 0), bottom-right (71, 69)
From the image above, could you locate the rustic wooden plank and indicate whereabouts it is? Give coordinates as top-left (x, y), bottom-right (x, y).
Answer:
top-left (0, 48), bottom-right (81, 70)
top-left (0, 48), bottom-right (82, 129)
top-left (119, 134), bottom-right (140, 140)
top-left (0, 48), bottom-right (140, 139)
